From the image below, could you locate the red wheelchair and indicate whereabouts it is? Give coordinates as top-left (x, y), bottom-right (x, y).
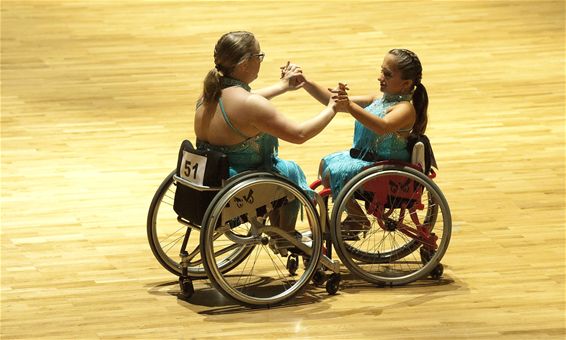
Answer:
top-left (310, 141), bottom-right (451, 285)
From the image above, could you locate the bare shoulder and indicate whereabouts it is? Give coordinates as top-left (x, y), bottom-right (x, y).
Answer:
top-left (243, 93), bottom-right (276, 118)
top-left (392, 100), bottom-right (416, 114)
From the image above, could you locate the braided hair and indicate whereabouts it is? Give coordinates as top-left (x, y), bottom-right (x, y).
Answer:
top-left (388, 48), bottom-right (428, 136)
top-left (202, 31), bottom-right (257, 106)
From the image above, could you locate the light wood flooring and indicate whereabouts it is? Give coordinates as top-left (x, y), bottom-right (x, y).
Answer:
top-left (1, 1), bottom-right (564, 339)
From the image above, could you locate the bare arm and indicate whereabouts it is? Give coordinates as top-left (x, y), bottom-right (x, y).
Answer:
top-left (302, 79), bottom-right (332, 106)
top-left (253, 62), bottom-right (304, 100)
top-left (303, 78), bottom-right (377, 107)
top-left (345, 101), bottom-right (415, 135)
top-left (245, 94), bottom-right (337, 144)
top-left (252, 81), bottom-right (288, 100)
top-left (349, 94), bottom-right (377, 108)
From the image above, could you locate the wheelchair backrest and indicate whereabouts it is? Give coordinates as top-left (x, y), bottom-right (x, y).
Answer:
top-left (411, 141), bottom-right (426, 173)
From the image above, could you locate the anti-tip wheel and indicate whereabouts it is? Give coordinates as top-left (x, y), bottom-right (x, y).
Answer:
top-left (179, 277), bottom-right (194, 298)
top-left (286, 254), bottom-right (299, 276)
top-left (430, 263), bottom-right (444, 280)
top-left (326, 273), bottom-right (341, 295)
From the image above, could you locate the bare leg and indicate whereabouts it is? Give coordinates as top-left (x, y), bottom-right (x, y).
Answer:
top-left (269, 200), bottom-right (299, 233)
top-left (344, 199), bottom-right (370, 233)
top-left (318, 159), bottom-right (331, 189)
top-left (319, 159), bottom-right (370, 236)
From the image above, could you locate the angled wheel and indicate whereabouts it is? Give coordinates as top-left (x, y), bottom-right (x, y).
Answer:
top-left (330, 164), bottom-right (451, 285)
top-left (201, 173), bottom-right (322, 307)
top-left (147, 170), bottom-right (252, 277)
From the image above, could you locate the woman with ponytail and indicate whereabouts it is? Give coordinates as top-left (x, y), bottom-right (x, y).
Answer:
top-left (194, 31), bottom-right (338, 245)
top-left (297, 49), bottom-right (428, 237)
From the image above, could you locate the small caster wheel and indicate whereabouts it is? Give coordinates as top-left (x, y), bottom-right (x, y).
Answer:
top-left (179, 277), bottom-right (194, 298)
top-left (420, 247), bottom-right (435, 264)
top-left (286, 254), bottom-right (299, 276)
top-left (430, 263), bottom-right (444, 280)
top-left (312, 269), bottom-right (326, 286)
top-left (326, 273), bottom-right (341, 295)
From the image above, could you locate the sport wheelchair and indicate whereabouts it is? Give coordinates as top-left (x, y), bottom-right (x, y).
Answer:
top-left (311, 139), bottom-right (451, 286)
top-left (147, 141), bottom-right (341, 307)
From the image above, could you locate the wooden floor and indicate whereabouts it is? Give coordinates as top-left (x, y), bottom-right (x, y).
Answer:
top-left (1, 1), bottom-right (564, 339)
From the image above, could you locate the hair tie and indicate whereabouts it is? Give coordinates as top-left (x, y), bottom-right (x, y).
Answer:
top-left (214, 64), bottom-right (224, 76)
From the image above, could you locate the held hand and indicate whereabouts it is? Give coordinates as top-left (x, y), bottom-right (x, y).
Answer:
top-left (280, 61), bottom-right (305, 91)
top-left (328, 82), bottom-right (350, 112)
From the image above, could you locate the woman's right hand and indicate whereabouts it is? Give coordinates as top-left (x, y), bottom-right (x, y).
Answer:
top-left (280, 61), bottom-right (305, 91)
top-left (328, 82), bottom-right (350, 112)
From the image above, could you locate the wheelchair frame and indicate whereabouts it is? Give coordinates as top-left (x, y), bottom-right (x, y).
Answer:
top-left (147, 144), bottom-right (451, 306)
top-left (148, 170), bottom-right (341, 307)
top-left (313, 159), bottom-right (451, 286)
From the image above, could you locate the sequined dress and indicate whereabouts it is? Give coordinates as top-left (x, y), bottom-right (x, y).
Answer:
top-left (321, 93), bottom-right (413, 197)
top-left (196, 78), bottom-right (312, 196)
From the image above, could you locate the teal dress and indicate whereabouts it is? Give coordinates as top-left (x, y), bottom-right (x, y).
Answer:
top-left (196, 77), bottom-right (313, 197)
top-left (197, 131), bottom-right (312, 195)
top-left (321, 93), bottom-right (413, 197)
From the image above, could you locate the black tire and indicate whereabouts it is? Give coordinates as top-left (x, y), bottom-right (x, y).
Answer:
top-left (201, 173), bottom-right (323, 306)
top-left (147, 170), bottom-right (253, 277)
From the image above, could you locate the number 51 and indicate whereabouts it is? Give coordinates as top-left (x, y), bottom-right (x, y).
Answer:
top-left (184, 160), bottom-right (199, 179)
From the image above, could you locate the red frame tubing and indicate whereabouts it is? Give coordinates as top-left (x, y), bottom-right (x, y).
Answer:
top-left (310, 161), bottom-right (439, 250)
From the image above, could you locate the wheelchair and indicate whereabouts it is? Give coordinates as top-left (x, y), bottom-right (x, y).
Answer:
top-left (310, 140), bottom-right (451, 286)
top-left (147, 141), bottom-right (341, 307)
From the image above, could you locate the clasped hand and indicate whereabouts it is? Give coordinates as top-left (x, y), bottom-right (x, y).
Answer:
top-left (279, 61), bottom-right (305, 91)
top-left (329, 82), bottom-right (350, 112)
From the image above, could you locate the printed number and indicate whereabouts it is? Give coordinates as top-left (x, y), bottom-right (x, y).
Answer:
top-left (180, 151), bottom-right (207, 185)
top-left (183, 161), bottom-right (199, 179)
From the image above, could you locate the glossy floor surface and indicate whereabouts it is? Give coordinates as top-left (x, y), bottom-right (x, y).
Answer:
top-left (1, 1), bottom-right (564, 339)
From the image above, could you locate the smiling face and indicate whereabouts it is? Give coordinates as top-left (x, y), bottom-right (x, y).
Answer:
top-left (378, 53), bottom-right (413, 95)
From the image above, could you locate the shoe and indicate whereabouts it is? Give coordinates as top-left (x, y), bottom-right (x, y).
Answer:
top-left (341, 215), bottom-right (371, 241)
top-left (268, 230), bottom-right (303, 257)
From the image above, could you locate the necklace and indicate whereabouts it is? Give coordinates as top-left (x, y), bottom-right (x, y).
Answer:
top-left (220, 77), bottom-right (251, 92)
top-left (383, 93), bottom-right (412, 103)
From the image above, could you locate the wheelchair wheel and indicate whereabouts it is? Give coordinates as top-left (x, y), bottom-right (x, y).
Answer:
top-left (200, 173), bottom-right (323, 306)
top-left (330, 164), bottom-right (451, 285)
top-left (147, 170), bottom-right (252, 277)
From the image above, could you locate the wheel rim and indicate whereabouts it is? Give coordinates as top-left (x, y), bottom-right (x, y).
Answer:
top-left (202, 176), bottom-right (322, 306)
top-left (331, 166), bottom-right (451, 285)
top-left (147, 171), bottom-right (253, 277)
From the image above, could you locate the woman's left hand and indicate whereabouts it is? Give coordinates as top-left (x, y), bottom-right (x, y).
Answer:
top-left (280, 61), bottom-right (305, 91)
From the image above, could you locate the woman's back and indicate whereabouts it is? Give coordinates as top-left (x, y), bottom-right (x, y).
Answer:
top-left (194, 87), bottom-right (258, 146)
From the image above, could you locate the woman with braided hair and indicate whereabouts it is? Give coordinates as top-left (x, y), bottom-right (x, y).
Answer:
top-left (194, 31), bottom-right (338, 244)
top-left (299, 49), bottom-right (429, 237)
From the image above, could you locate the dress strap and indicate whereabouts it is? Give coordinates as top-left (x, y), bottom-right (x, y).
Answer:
top-left (218, 98), bottom-right (250, 139)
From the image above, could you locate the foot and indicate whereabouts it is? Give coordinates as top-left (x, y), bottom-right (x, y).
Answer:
top-left (268, 230), bottom-right (304, 257)
top-left (341, 215), bottom-right (371, 241)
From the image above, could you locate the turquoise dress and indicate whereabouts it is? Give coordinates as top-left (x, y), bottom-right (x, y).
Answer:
top-left (197, 131), bottom-right (312, 195)
top-left (321, 93), bottom-right (413, 197)
top-left (196, 78), bottom-right (313, 197)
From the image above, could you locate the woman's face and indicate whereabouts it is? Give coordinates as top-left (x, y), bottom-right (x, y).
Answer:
top-left (246, 41), bottom-right (263, 82)
top-left (378, 53), bottom-right (411, 95)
